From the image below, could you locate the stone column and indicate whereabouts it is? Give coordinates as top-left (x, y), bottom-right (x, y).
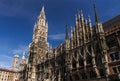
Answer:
top-left (91, 46), bottom-right (100, 78)
top-left (116, 32), bottom-right (120, 46)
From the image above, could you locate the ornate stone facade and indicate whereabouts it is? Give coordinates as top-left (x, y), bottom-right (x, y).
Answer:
top-left (0, 68), bottom-right (19, 81)
top-left (21, 5), bottom-right (120, 81)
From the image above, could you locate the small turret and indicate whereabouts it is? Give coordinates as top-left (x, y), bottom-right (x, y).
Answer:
top-left (13, 54), bottom-right (19, 70)
top-left (20, 52), bottom-right (26, 71)
top-left (21, 52), bottom-right (26, 64)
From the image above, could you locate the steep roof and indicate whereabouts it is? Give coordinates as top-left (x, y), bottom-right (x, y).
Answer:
top-left (103, 15), bottom-right (120, 30)
top-left (0, 68), bottom-right (15, 73)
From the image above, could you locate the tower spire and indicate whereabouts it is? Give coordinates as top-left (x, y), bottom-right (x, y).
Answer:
top-left (66, 25), bottom-right (69, 40)
top-left (33, 5), bottom-right (48, 43)
top-left (22, 52), bottom-right (26, 59)
top-left (93, 4), bottom-right (100, 23)
top-left (41, 5), bottom-right (44, 12)
top-left (39, 5), bottom-right (46, 19)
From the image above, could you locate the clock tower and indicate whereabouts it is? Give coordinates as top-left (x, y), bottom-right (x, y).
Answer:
top-left (32, 5), bottom-right (49, 60)
top-left (27, 6), bottom-right (49, 81)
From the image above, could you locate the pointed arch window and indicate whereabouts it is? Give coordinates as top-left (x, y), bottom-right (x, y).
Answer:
top-left (94, 43), bottom-right (100, 53)
top-left (96, 55), bottom-right (103, 66)
top-left (72, 58), bottom-right (77, 69)
top-left (86, 54), bottom-right (92, 64)
top-left (79, 57), bottom-right (84, 66)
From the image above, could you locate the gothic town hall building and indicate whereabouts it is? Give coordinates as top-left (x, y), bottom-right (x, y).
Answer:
top-left (19, 5), bottom-right (120, 81)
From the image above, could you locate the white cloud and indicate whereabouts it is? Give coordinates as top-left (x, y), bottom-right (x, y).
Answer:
top-left (0, 55), bottom-right (13, 68)
top-left (48, 33), bottom-right (65, 40)
top-left (12, 45), bottom-right (28, 55)
top-left (1, 55), bottom-right (13, 59)
top-left (0, 61), bottom-right (12, 69)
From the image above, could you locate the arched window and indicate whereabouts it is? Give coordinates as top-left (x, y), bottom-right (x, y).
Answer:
top-left (81, 47), bottom-right (84, 56)
top-left (72, 59), bottom-right (76, 69)
top-left (96, 55), bottom-right (103, 66)
top-left (79, 57), bottom-right (84, 66)
top-left (94, 43), bottom-right (100, 53)
top-left (86, 55), bottom-right (92, 64)
top-left (106, 36), bottom-right (118, 48)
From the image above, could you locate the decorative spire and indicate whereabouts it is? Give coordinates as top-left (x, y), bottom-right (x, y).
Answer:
top-left (50, 45), bottom-right (52, 49)
top-left (80, 10), bottom-right (84, 20)
top-left (85, 19), bottom-right (88, 33)
top-left (41, 5), bottom-right (44, 12)
top-left (88, 15), bottom-right (92, 27)
top-left (78, 11), bottom-right (80, 19)
top-left (39, 5), bottom-right (46, 19)
top-left (66, 25), bottom-right (69, 40)
top-left (75, 14), bottom-right (77, 21)
top-left (49, 44), bottom-right (52, 50)
top-left (93, 4), bottom-right (100, 23)
top-left (22, 52), bottom-right (26, 59)
top-left (75, 14), bottom-right (78, 25)
top-left (85, 19), bottom-right (88, 25)
top-left (33, 23), bottom-right (37, 32)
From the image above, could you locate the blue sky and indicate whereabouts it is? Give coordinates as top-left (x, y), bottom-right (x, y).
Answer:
top-left (0, 0), bottom-right (120, 68)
